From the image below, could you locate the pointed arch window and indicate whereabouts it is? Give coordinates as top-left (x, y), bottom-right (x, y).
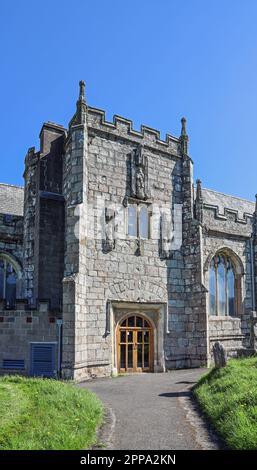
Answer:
top-left (0, 256), bottom-right (18, 308)
top-left (209, 254), bottom-right (236, 316)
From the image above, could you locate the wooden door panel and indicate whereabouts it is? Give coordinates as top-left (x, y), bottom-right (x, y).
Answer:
top-left (117, 315), bottom-right (154, 373)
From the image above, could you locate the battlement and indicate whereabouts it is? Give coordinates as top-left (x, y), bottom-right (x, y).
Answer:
top-left (87, 106), bottom-right (181, 156)
top-left (201, 188), bottom-right (255, 225)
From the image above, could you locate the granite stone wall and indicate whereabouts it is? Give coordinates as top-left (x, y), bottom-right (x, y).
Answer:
top-left (0, 301), bottom-right (58, 376)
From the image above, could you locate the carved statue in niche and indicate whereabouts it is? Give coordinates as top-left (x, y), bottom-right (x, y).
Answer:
top-left (130, 145), bottom-right (150, 200)
top-left (136, 167), bottom-right (145, 200)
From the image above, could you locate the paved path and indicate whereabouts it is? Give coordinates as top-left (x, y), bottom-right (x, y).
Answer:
top-left (79, 369), bottom-right (220, 450)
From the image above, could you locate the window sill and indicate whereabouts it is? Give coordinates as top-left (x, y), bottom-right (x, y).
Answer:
top-left (208, 315), bottom-right (240, 321)
top-left (127, 236), bottom-right (149, 241)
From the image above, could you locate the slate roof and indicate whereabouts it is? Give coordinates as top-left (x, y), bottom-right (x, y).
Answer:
top-left (201, 188), bottom-right (255, 220)
top-left (0, 183), bottom-right (24, 216)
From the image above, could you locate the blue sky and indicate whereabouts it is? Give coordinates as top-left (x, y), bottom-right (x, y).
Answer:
top-left (1, 0), bottom-right (257, 200)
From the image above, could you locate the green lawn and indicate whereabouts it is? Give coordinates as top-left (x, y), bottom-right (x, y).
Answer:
top-left (194, 356), bottom-right (257, 449)
top-left (0, 376), bottom-right (103, 450)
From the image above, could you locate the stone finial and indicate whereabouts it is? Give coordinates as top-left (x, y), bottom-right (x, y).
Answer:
top-left (79, 80), bottom-right (86, 101)
top-left (179, 117), bottom-right (189, 156)
top-left (181, 117), bottom-right (187, 137)
top-left (255, 194), bottom-right (257, 213)
top-left (196, 179), bottom-right (203, 201)
top-left (69, 80), bottom-right (87, 127)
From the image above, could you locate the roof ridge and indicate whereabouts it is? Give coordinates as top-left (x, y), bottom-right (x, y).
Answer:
top-left (201, 186), bottom-right (255, 205)
top-left (0, 183), bottom-right (24, 190)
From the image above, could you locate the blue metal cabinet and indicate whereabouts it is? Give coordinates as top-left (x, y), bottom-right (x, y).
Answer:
top-left (30, 343), bottom-right (56, 378)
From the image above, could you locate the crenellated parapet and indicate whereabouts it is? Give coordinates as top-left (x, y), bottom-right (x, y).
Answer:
top-left (203, 205), bottom-right (254, 224)
top-left (87, 106), bottom-right (180, 157)
top-left (201, 188), bottom-right (255, 237)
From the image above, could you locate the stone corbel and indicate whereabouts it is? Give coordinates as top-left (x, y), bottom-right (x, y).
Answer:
top-left (103, 208), bottom-right (115, 253)
top-left (135, 238), bottom-right (144, 256)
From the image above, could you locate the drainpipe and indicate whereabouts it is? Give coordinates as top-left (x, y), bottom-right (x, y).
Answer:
top-left (250, 237), bottom-right (255, 311)
top-left (56, 319), bottom-right (63, 378)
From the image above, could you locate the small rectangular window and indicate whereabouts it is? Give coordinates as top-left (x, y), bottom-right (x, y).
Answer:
top-left (127, 204), bottom-right (150, 239)
top-left (128, 205), bottom-right (137, 237)
top-left (139, 206), bottom-right (149, 239)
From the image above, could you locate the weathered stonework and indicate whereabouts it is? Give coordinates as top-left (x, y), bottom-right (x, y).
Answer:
top-left (0, 82), bottom-right (256, 379)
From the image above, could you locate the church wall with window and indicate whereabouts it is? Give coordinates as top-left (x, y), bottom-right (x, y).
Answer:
top-left (201, 189), bottom-right (255, 362)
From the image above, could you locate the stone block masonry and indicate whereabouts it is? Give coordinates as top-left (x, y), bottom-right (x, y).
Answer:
top-left (0, 302), bottom-right (58, 376)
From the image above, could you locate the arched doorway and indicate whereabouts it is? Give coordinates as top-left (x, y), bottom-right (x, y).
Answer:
top-left (116, 314), bottom-right (154, 373)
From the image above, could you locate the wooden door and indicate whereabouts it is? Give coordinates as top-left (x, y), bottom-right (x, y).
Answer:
top-left (117, 314), bottom-right (153, 373)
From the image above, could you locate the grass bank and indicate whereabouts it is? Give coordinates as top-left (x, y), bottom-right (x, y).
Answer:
top-left (0, 376), bottom-right (103, 450)
top-left (194, 356), bottom-right (257, 449)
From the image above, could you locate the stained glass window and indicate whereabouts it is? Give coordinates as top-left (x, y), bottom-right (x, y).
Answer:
top-left (0, 257), bottom-right (17, 308)
top-left (209, 259), bottom-right (216, 315)
top-left (209, 253), bottom-right (236, 316)
top-left (218, 256), bottom-right (226, 316)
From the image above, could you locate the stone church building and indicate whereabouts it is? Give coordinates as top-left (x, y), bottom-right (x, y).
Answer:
top-left (0, 81), bottom-right (256, 380)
